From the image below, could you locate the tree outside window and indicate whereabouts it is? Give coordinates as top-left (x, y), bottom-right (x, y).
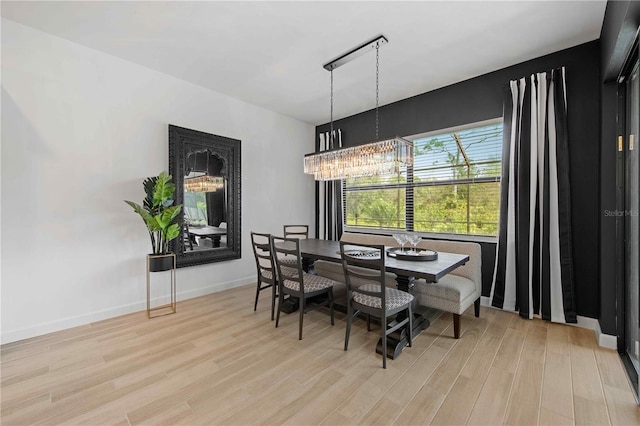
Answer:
top-left (344, 121), bottom-right (502, 237)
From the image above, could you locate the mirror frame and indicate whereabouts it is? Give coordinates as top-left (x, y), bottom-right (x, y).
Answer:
top-left (168, 124), bottom-right (241, 267)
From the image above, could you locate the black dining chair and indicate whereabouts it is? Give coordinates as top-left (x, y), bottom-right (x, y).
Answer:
top-left (183, 223), bottom-right (194, 251)
top-left (271, 235), bottom-right (336, 340)
top-left (281, 225), bottom-right (310, 267)
top-left (340, 241), bottom-right (414, 368)
top-left (250, 232), bottom-right (278, 320)
top-left (283, 225), bottom-right (309, 239)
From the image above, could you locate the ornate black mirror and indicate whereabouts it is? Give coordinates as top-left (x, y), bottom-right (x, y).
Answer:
top-left (169, 125), bottom-right (241, 266)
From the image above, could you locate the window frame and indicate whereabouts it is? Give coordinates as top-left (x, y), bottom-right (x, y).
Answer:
top-left (342, 118), bottom-right (502, 242)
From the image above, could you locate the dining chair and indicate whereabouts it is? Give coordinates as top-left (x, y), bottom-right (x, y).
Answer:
top-left (283, 225), bottom-right (309, 239)
top-left (183, 223), bottom-right (194, 251)
top-left (250, 232), bottom-right (278, 320)
top-left (219, 221), bottom-right (227, 246)
top-left (271, 235), bottom-right (336, 340)
top-left (281, 225), bottom-right (310, 267)
top-left (340, 241), bottom-right (414, 368)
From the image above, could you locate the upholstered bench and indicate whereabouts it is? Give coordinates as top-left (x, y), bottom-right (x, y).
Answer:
top-left (313, 232), bottom-right (482, 338)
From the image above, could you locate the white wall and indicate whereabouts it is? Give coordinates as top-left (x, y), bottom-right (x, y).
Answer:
top-left (0, 19), bottom-right (316, 344)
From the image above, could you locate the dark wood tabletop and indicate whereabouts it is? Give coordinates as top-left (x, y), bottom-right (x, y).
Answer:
top-left (297, 238), bottom-right (469, 283)
top-left (188, 226), bottom-right (226, 237)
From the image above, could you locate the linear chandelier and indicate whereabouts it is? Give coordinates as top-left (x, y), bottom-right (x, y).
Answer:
top-left (303, 35), bottom-right (413, 181)
top-left (184, 175), bottom-right (224, 193)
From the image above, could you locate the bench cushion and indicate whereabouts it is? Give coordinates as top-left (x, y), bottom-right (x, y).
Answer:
top-left (413, 274), bottom-right (476, 315)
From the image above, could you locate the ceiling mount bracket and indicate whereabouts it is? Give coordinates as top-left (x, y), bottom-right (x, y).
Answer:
top-left (323, 35), bottom-right (388, 71)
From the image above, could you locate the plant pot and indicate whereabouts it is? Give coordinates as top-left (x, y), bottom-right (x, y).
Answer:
top-left (148, 253), bottom-right (175, 272)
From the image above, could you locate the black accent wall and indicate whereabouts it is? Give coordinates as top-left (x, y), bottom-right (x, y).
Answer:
top-left (316, 41), bottom-right (601, 319)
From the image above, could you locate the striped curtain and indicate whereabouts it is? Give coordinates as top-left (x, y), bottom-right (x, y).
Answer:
top-left (318, 129), bottom-right (343, 241)
top-left (490, 68), bottom-right (577, 323)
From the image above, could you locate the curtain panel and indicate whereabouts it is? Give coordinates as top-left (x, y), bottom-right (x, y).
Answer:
top-left (490, 68), bottom-right (577, 323)
top-left (318, 130), bottom-right (343, 241)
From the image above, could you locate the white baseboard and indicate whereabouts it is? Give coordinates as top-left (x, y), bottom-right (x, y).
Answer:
top-left (479, 296), bottom-right (617, 350)
top-left (597, 333), bottom-right (618, 350)
top-left (0, 276), bottom-right (254, 345)
top-left (4, 286), bottom-right (619, 351)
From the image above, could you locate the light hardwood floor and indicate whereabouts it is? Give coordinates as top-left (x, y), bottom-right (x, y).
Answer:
top-left (2, 283), bottom-right (639, 425)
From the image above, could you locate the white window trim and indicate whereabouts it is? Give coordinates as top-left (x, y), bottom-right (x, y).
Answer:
top-left (342, 226), bottom-right (498, 244)
top-left (404, 117), bottom-right (503, 142)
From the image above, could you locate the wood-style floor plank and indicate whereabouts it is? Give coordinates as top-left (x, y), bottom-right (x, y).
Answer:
top-left (541, 350), bottom-right (574, 420)
top-left (1, 283), bottom-right (638, 425)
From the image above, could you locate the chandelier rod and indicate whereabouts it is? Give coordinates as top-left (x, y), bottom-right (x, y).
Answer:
top-left (323, 35), bottom-right (388, 71)
top-left (330, 69), bottom-right (334, 147)
top-left (375, 43), bottom-right (379, 140)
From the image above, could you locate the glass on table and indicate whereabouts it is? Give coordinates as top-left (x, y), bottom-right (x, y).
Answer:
top-left (407, 233), bottom-right (422, 254)
top-left (392, 233), bottom-right (409, 252)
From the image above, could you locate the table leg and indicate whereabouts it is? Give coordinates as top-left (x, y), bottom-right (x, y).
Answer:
top-left (301, 256), bottom-right (314, 273)
top-left (279, 297), bottom-right (299, 314)
top-left (212, 235), bottom-right (221, 247)
top-left (376, 274), bottom-right (430, 359)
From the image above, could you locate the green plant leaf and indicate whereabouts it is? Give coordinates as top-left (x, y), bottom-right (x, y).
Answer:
top-left (153, 171), bottom-right (175, 207)
top-left (127, 172), bottom-right (183, 254)
top-left (142, 177), bottom-right (158, 213)
top-left (124, 200), bottom-right (155, 230)
top-left (165, 205), bottom-right (182, 222)
top-left (165, 223), bottom-right (181, 242)
top-left (155, 206), bottom-right (181, 229)
top-left (147, 215), bottom-right (162, 232)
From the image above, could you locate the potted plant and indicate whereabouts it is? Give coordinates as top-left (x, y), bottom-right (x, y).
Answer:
top-left (125, 171), bottom-right (183, 272)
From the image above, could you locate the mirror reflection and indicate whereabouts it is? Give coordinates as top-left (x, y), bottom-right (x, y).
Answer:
top-left (183, 150), bottom-right (227, 252)
top-left (169, 124), bottom-right (241, 267)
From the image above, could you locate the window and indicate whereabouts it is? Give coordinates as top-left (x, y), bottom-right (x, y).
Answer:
top-left (184, 191), bottom-right (208, 226)
top-left (344, 120), bottom-right (503, 237)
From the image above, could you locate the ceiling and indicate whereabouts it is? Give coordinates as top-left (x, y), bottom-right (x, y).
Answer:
top-left (1, 1), bottom-right (607, 125)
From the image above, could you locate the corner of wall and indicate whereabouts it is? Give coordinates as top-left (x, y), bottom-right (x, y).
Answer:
top-left (481, 297), bottom-right (617, 350)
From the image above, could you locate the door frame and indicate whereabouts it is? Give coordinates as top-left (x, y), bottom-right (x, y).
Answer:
top-left (616, 34), bottom-right (640, 400)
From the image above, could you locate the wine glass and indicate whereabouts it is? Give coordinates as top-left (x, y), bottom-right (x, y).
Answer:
top-left (408, 233), bottom-right (422, 254)
top-left (392, 233), bottom-right (409, 253)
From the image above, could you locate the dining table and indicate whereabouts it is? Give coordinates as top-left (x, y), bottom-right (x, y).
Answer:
top-left (293, 238), bottom-right (470, 359)
top-left (188, 225), bottom-right (226, 247)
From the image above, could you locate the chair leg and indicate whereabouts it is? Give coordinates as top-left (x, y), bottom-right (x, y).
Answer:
top-left (270, 282), bottom-right (277, 321)
top-left (328, 288), bottom-right (334, 326)
top-left (453, 313), bottom-right (461, 339)
top-left (254, 278), bottom-right (261, 311)
top-left (299, 297), bottom-right (305, 340)
top-left (382, 315), bottom-right (387, 369)
top-left (275, 290), bottom-right (283, 328)
top-left (474, 297), bottom-right (481, 317)
top-left (367, 314), bottom-right (371, 331)
top-left (344, 304), bottom-right (352, 351)
top-left (407, 304), bottom-right (413, 348)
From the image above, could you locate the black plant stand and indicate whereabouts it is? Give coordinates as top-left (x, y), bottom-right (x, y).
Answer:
top-left (146, 253), bottom-right (177, 318)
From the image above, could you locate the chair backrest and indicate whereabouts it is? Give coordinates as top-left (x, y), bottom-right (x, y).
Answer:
top-left (340, 242), bottom-right (386, 309)
top-left (270, 235), bottom-right (304, 292)
top-left (250, 232), bottom-right (276, 284)
top-left (283, 225), bottom-right (309, 240)
top-left (182, 223), bottom-right (193, 250)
